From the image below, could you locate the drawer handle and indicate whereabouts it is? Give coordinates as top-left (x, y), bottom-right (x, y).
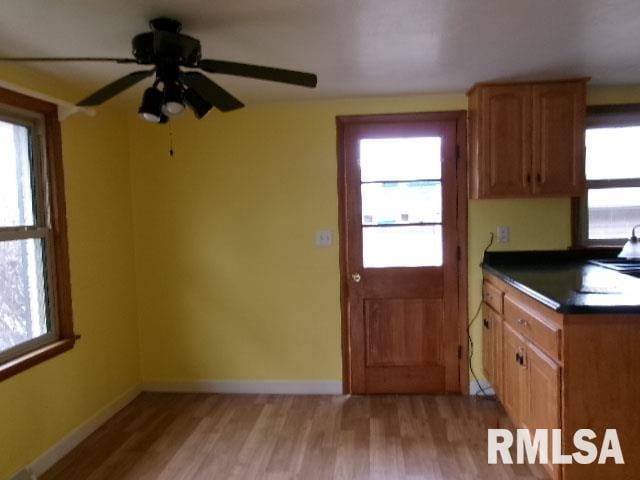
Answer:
top-left (515, 351), bottom-right (525, 366)
top-left (483, 318), bottom-right (490, 329)
top-left (517, 318), bottom-right (527, 327)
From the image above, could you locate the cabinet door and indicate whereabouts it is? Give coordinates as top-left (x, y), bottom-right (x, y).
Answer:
top-left (482, 305), bottom-right (503, 395)
top-left (479, 84), bottom-right (533, 197)
top-left (502, 322), bottom-right (527, 424)
top-left (482, 305), bottom-right (496, 386)
top-left (532, 81), bottom-right (586, 196)
top-left (525, 342), bottom-right (562, 480)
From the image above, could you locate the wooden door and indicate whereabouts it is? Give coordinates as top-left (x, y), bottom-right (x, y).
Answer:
top-left (532, 81), bottom-right (586, 196)
top-left (502, 322), bottom-right (527, 423)
top-left (479, 84), bottom-right (533, 197)
top-left (338, 113), bottom-right (464, 394)
top-left (526, 342), bottom-right (561, 480)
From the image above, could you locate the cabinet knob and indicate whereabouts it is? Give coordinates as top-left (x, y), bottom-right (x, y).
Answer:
top-left (483, 318), bottom-right (490, 329)
top-left (517, 318), bottom-right (527, 327)
top-left (351, 273), bottom-right (361, 283)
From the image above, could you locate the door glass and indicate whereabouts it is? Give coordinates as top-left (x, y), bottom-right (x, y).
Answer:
top-left (361, 181), bottom-right (441, 225)
top-left (360, 137), bottom-right (441, 181)
top-left (359, 137), bottom-right (443, 267)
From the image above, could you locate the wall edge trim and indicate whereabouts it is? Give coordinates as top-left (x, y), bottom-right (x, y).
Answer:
top-left (26, 385), bottom-right (142, 477)
top-left (143, 380), bottom-right (343, 395)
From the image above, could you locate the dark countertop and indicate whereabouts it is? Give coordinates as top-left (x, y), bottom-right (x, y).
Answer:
top-left (482, 250), bottom-right (640, 314)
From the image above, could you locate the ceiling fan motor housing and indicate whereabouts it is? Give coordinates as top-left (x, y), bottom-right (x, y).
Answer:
top-left (132, 31), bottom-right (202, 67)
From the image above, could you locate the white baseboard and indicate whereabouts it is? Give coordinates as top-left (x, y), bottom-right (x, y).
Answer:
top-left (469, 379), bottom-right (496, 396)
top-left (26, 385), bottom-right (141, 478)
top-left (143, 380), bottom-right (343, 395)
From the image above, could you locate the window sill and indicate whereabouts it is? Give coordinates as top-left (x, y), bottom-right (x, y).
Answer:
top-left (0, 336), bottom-right (77, 382)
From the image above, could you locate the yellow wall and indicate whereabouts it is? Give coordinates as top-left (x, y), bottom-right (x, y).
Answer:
top-left (127, 94), bottom-right (554, 383)
top-left (129, 95), bottom-right (466, 382)
top-left (0, 66), bottom-right (140, 479)
top-left (129, 86), bottom-right (640, 385)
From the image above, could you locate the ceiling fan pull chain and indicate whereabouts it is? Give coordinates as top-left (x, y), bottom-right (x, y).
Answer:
top-left (168, 126), bottom-right (175, 159)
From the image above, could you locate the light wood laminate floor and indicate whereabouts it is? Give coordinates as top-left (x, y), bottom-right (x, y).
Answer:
top-left (42, 393), bottom-right (547, 480)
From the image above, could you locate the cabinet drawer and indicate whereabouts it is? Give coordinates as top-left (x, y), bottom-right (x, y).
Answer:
top-left (483, 281), bottom-right (504, 313)
top-left (504, 295), bottom-right (561, 361)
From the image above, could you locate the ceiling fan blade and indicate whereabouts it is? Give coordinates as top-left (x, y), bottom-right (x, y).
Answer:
top-left (184, 88), bottom-right (213, 119)
top-left (77, 70), bottom-right (155, 106)
top-left (199, 60), bottom-right (317, 88)
top-left (181, 71), bottom-right (244, 112)
top-left (0, 57), bottom-right (137, 63)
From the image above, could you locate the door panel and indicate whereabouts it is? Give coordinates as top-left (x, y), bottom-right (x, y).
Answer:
top-left (338, 114), bottom-right (462, 394)
top-left (365, 298), bottom-right (442, 367)
top-left (480, 85), bottom-right (532, 197)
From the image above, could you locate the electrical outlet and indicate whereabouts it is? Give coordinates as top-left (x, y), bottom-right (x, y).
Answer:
top-left (315, 230), bottom-right (332, 247)
top-left (497, 225), bottom-right (510, 244)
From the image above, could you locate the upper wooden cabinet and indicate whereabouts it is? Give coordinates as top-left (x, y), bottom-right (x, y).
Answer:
top-left (468, 79), bottom-right (587, 199)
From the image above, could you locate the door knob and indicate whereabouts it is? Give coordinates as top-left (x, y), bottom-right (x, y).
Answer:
top-left (351, 273), bottom-right (361, 283)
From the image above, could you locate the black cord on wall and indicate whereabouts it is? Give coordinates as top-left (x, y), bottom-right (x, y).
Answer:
top-left (468, 232), bottom-right (497, 399)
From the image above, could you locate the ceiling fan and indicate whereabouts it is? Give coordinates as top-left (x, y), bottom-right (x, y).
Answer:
top-left (0, 17), bottom-right (318, 123)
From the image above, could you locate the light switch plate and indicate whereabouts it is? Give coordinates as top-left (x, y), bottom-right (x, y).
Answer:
top-left (315, 230), bottom-right (332, 247)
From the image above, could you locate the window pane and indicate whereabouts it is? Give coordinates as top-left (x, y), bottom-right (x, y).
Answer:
top-left (588, 187), bottom-right (640, 240)
top-left (586, 127), bottom-right (640, 180)
top-left (0, 239), bottom-right (49, 353)
top-left (362, 181), bottom-right (441, 225)
top-left (363, 225), bottom-right (442, 267)
top-left (0, 119), bottom-right (34, 227)
top-left (360, 137), bottom-right (441, 182)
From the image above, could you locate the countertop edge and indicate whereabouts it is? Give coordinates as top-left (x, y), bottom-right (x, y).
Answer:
top-left (481, 263), bottom-right (562, 311)
top-left (481, 263), bottom-right (640, 315)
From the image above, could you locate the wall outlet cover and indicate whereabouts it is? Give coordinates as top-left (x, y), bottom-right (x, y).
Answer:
top-left (315, 230), bottom-right (332, 247)
top-left (497, 225), bottom-right (510, 243)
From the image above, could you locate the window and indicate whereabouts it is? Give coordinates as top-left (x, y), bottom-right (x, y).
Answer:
top-left (0, 87), bottom-right (74, 381)
top-left (359, 136), bottom-right (443, 267)
top-left (576, 105), bottom-right (640, 245)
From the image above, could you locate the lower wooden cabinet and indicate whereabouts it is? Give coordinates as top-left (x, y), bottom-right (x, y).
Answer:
top-left (482, 272), bottom-right (640, 480)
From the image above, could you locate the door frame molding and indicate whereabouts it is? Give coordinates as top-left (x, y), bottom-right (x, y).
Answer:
top-left (336, 110), bottom-right (469, 394)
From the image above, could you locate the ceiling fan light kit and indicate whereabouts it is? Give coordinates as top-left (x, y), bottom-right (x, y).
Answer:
top-left (138, 86), bottom-right (165, 123)
top-left (0, 17), bottom-right (318, 124)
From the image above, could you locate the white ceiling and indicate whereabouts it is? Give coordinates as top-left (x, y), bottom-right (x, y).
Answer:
top-left (2, 0), bottom-right (640, 103)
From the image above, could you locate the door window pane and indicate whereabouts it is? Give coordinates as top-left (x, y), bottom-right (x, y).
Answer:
top-left (360, 137), bottom-right (441, 182)
top-left (361, 181), bottom-right (441, 225)
top-left (363, 225), bottom-right (442, 268)
top-left (0, 120), bottom-right (35, 227)
top-left (588, 187), bottom-right (640, 239)
top-left (0, 239), bottom-right (49, 352)
top-left (586, 127), bottom-right (640, 180)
